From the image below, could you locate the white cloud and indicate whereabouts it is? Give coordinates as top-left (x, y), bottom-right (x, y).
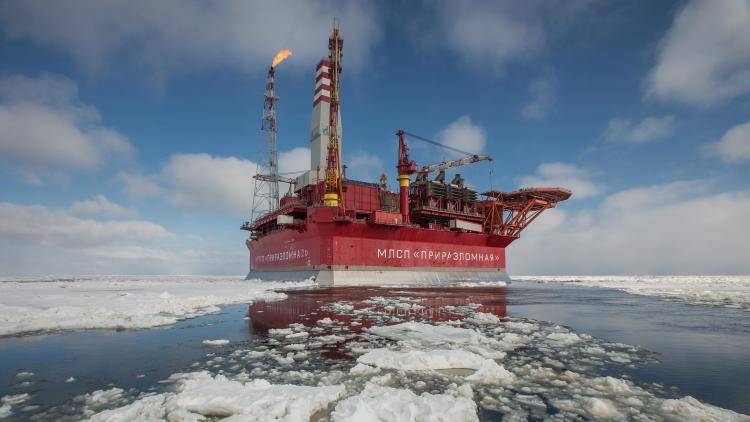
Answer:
top-left (645, 0), bottom-right (750, 106)
top-left (0, 1), bottom-right (382, 78)
top-left (117, 171), bottom-right (164, 198)
top-left (508, 180), bottom-right (750, 275)
top-left (518, 162), bottom-right (601, 199)
top-left (435, 115), bottom-right (487, 156)
top-left (0, 201), bottom-right (246, 275)
top-left (161, 153), bottom-right (256, 216)
top-left (347, 152), bottom-right (385, 183)
top-left (279, 147), bottom-right (311, 174)
top-left (707, 121), bottom-right (750, 163)
top-left (520, 71), bottom-right (557, 120)
top-left (70, 195), bottom-right (137, 218)
top-left (116, 148), bottom-right (309, 214)
top-left (0, 202), bottom-right (169, 248)
top-left (0, 74), bottom-right (133, 183)
top-left (600, 180), bottom-right (713, 214)
top-left (426, 1), bottom-right (597, 72)
top-left (603, 115), bottom-right (676, 144)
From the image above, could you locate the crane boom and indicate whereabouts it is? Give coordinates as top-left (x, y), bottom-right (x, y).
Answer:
top-left (397, 130), bottom-right (493, 175)
top-left (419, 154), bottom-right (492, 175)
top-left (402, 131), bottom-right (480, 157)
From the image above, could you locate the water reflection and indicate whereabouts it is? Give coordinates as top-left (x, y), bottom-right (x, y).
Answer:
top-left (248, 286), bottom-right (507, 360)
top-left (248, 286), bottom-right (507, 332)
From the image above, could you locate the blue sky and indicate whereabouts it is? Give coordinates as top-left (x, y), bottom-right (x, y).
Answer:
top-left (1, 0), bottom-right (749, 275)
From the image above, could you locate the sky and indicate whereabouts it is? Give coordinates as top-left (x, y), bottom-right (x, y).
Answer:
top-left (1, 0), bottom-right (749, 276)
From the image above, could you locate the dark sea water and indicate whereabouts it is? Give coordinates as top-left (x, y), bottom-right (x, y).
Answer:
top-left (1, 281), bottom-right (748, 420)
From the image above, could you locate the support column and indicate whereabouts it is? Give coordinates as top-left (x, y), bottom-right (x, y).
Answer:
top-left (399, 174), bottom-right (410, 224)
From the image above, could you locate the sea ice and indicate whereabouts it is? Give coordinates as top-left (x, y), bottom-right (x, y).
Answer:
top-left (0, 404), bottom-right (11, 418)
top-left (546, 332), bottom-right (581, 345)
top-left (367, 321), bottom-right (492, 348)
top-left (79, 388), bottom-right (125, 408)
top-left (331, 384), bottom-right (479, 422)
top-left (87, 371), bottom-right (345, 422)
top-left (658, 396), bottom-right (750, 421)
top-left (358, 349), bottom-right (489, 371)
top-left (15, 371), bottom-right (33, 379)
top-left (23, 288), bottom-right (750, 422)
top-left (202, 339), bottom-right (230, 346)
top-left (465, 359), bottom-right (515, 385)
top-left (1, 394), bottom-right (30, 406)
top-left (0, 276), bottom-right (313, 336)
top-left (516, 275), bottom-right (750, 311)
top-left (466, 312), bottom-right (501, 324)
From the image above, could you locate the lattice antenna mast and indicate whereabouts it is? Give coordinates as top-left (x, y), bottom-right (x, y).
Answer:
top-left (251, 66), bottom-right (280, 222)
top-left (323, 23), bottom-right (344, 207)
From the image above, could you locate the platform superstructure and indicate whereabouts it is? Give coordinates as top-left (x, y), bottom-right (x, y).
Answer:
top-left (241, 26), bottom-right (570, 285)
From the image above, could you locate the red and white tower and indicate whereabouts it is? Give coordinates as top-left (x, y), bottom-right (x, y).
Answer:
top-left (297, 39), bottom-right (343, 190)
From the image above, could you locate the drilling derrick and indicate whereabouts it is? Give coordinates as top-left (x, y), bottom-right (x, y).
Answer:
top-left (323, 25), bottom-right (344, 207)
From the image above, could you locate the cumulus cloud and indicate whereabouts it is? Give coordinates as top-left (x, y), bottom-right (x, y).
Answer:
top-left (645, 0), bottom-right (750, 106)
top-left (117, 171), bottom-right (164, 198)
top-left (508, 180), bottom-right (750, 275)
top-left (422, 1), bottom-right (597, 72)
top-left (0, 202), bottom-right (169, 248)
top-left (278, 147), bottom-right (311, 174)
top-left (116, 147), bottom-right (309, 215)
top-left (520, 71), bottom-right (557, 120)
top-left (603, 115), bottom-right (676, 144)
top-left (161, 154), bottom-right (256, 216)
top-left (435, 115), bottom-right (487, 156)
top-left (0, 201), bottom-right (245, 275)
top-left (518, 163), bottom-right (601, 199)
top-left (70, 195), bottom-right (137, 218)
top-left (0, 74), bottom-right (133, 183)
top-left (707, 121), bottom-right (750, 163)
top-left (347, 152), bottom-right (385, 183)
top-left (0, 0), bottom-right (382, 78)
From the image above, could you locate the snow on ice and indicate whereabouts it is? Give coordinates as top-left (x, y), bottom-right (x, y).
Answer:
top-left (71, 292), bottom-right (750, 422)
top-left (85, 371), bottom-right (345, 422)
top-left (331, 383), bottom-right (479, 422)
top-left (202, 339), bottom-right (230, 346)
top-left (0, 276), bottom-right (314, 336)
top-left (517, 275), bottom-right (750, 311)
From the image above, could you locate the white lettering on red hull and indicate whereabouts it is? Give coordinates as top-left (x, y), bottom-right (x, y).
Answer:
top-left (255, 248), bottom-right (309, 264)
top-left (376, 248), bottom-right (499, 262)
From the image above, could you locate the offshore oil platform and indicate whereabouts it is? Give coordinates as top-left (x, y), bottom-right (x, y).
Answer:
top-left (242, 25), bottom-right (571, 285)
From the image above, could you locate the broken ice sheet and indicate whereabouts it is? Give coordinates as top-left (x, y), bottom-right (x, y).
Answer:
top-left (76, 290), bottom-right (749, 421)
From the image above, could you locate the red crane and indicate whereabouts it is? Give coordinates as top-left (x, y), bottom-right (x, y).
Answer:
top-left (396, 130), bottom-right (493, 224)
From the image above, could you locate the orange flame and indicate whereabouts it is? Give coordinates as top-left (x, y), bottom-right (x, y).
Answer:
top-left (271, 49), bottom-right (293, 67)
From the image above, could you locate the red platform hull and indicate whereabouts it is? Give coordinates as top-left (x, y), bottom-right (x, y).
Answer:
top-left (246, 206), bottom-right (516, 285)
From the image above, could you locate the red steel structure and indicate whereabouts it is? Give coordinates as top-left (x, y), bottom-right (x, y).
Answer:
top-left (241, 26), bottom-right (571, 285)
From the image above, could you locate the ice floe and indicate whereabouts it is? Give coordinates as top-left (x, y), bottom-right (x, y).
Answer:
top-left (1, 393), bottom-right (30, 406)
top-left (86, 371), bottom-right (344, 422)
top-left (367, 322), bottom-right (493, 348)
top-left (331, 383), bottom-right (479, 422)
top-left (27, 288), bottom-right (750, 421)
top-left (202, 339), bottom-right (230, 346)
top-left (516, 275), bottom-right (750, 311)
top-left (0, 276), bottom-right (314, 336)
top-left (358, 349), bottom-right (489, 371)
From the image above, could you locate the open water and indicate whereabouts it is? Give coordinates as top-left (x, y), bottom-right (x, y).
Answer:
top-left (1, 281), bottom-right (748, 420)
